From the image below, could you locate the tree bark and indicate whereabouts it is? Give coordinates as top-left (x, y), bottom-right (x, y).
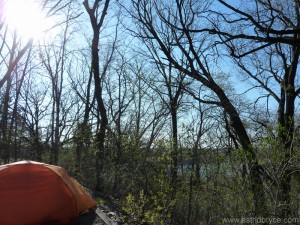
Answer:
top-left (83, 0), bottom-right (110, 191)
top-left (277, 46), bottom-right (299, 217)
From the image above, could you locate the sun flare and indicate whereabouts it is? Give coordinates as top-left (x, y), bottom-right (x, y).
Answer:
top-left (3, 0), bottom-right (52, 40)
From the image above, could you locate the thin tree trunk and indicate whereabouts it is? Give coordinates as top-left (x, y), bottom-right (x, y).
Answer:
top-left (9, 49), bottom-right (32, 161)
top-left (278, 46), bottom-right (299, 217)
top-left (83, 0), bottom-right (111, 191)
top-left (170, 101), bottom-right (178, 195)
top-left (2, 75), bottom-right (12, 163)
top-left (75, 65), bottom-right (93, 175)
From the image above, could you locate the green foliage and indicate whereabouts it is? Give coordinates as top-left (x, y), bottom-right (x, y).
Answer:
top-left (122, 189), bottom-right (173, 225)
top-left (95, 196), bottom-right (108, 205)
top-left (231, 148), bottom-right (252, 164)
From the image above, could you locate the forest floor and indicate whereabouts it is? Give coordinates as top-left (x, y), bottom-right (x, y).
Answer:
top-left (76, 193), bottom-right (125, 225)
top-left (76, 206), bottom-right (123, 225)
top-left (76, 210), bottom-right (106, 225)
top-left (74, 185), bottom-right (126, 225)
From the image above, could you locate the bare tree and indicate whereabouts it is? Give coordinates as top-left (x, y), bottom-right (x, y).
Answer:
top-left (69, 54), bottom-right (94, 175)
top-left (83, 0), bottom-right (112, 191)
top-left (0, 28), bottom-right (33, 162)
top-left (19, 78), bottom-right (51, 161)
top-left (38, 2), bottom-right (80, 164)
top-left (0, 0), bottom-right (77, 163)
top-left (148, 58), bottom-right (187, 201)
top-left (209, 0), bottom-right (300, 216)
top-left (130, 0), bottom-right (266, 214)
top-left (105, 51), bottom-right (135, 193)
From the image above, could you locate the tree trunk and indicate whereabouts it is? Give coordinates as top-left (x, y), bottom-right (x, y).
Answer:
top-left (170, 100), bottom-right (178, 196)
top-left (75, 67), bottom-right (93, 175)
top-left (92, 32), bottom-right (109, 191)
top-left (210, 80), bottom-right (266, 214)
top-left (83, 0), bottom-right (110, 192)
top-left (1, 75), bottom-right (12, 163)
top-left (277, 46), bottom-right (299, 217)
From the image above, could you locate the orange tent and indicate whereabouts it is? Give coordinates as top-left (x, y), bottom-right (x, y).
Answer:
top-left (0, 160), bottom-right (97, 225)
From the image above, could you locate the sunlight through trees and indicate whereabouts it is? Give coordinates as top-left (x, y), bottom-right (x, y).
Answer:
top-left (0, 0), bottom-right (299, 224)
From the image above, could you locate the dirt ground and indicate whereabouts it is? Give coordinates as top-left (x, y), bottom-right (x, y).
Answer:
top-left (76, 210), bottom-right (106, 225)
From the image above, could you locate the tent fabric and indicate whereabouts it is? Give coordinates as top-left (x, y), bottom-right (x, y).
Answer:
top-left (0, 160), bottom-right (97, 225)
